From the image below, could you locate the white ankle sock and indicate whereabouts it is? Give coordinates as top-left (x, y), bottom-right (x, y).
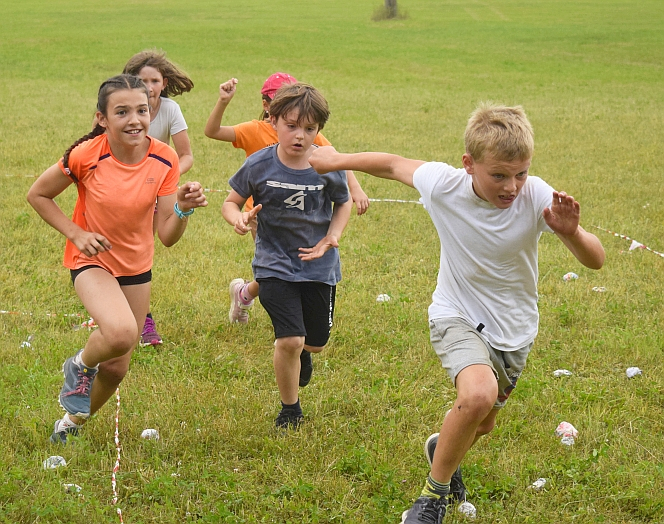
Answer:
top-left (74, 350), bottom-right (98, 370)
top-left (59, 413), bottom-right (82, 430)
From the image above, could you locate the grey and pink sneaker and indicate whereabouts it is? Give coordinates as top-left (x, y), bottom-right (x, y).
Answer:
top-left (228, 278), bottom-right (254, 324)
top-left (59, 349), bottom-right (98, 418)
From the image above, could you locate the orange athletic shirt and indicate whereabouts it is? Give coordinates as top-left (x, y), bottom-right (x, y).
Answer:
top-left (232, 119), bottom-right (332, 208)
top-left (58, 135), bottom-right (180, 276)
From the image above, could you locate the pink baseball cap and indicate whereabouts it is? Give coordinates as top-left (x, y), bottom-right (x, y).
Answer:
top-left (261, 72), bottom-right (298, 99)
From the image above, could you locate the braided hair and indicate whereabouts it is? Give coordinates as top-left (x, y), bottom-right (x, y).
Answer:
top-left (123, 49), bottom-right (194, 98)
top-left (62, 74), bottom-right (148, 182)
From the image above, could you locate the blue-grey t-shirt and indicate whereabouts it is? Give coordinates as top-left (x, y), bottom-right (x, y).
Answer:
top-left (228, 145), bottom-right (349, 285)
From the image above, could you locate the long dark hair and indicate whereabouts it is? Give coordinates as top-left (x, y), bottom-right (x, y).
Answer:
top-left (62, 75), bottom-right (148, 182)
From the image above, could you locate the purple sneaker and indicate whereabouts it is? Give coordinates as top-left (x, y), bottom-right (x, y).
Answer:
top-left (140, 316), bottom-right (163, 347)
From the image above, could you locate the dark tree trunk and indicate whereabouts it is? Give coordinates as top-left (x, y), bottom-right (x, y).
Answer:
top-left (385, 0), bottom-right (397, 18)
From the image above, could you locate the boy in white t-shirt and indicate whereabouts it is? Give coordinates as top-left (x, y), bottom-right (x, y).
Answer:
top-left (309, 103), bottom-right (605, 523)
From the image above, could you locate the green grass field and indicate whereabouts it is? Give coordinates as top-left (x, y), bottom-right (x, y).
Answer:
top-left (1, 0), bottom-right (663, 522)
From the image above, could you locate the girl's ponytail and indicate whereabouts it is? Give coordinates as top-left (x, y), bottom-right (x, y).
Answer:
top-left (61, 124), bottom-right (105, 183)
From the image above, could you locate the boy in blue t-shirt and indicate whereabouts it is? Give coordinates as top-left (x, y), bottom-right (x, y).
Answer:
top-left (310, 103), bottom-right (605, 522)
top-left (222, 83), bottom-right (352, 429)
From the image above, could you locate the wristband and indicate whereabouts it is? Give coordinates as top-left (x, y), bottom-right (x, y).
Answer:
top-left (174, 202), bottom-right (194, 219)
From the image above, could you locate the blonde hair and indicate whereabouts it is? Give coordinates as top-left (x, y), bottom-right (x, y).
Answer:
top-left (268, 83), bottom-right (330, 131)
top-left (123, 49), bottom-right (194, 98)
top-left (464, 102), bottom-right (534, 162)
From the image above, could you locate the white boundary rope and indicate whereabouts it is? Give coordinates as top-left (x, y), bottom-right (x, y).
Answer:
top-left (6, 177), bottom-right (425, 205)
top-left (593, 225), bottom-right (664, 259)
top-left (0, 310), bottom-right (86, 318)
top-left (201, 188), bottom-right (424, 205)
top-left (368, 198), bottom-right (423, 205)
top-left (111, 387), bottom-right (124, 523)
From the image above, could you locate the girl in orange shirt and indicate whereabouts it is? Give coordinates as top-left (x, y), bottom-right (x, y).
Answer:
top-left (28, 74), bottom-right (207, 444)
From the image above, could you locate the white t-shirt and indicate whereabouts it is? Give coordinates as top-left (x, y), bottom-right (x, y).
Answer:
top-left (148, 97), bottom-right (187, 144)
top-left (413, 162), bottom-right (555, 351)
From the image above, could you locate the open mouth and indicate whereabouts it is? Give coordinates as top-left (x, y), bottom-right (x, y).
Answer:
top-left (126, 129), bottom-right (142, 135)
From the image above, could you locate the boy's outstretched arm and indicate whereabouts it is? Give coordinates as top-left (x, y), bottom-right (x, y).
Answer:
top-left (543, 191), bottom-right (605, 269)
top-left (309, 146), bottom-right (424, 188)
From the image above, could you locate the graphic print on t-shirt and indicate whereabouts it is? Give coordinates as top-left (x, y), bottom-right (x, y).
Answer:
top-left (285, 190), bottom-right (306, 210)
top-left (265, 180), bottom-right (325, 211)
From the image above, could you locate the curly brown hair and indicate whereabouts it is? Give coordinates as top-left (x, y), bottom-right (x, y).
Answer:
top-left (123, 49), bottom-right (194, 98)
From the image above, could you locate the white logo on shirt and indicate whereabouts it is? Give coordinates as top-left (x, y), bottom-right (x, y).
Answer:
top-left (266, 180), bottom-right (324, 211)
top-left (266, 180), bottom-right (323, 191)
top-left (284, 191), bottom-right (306, 210)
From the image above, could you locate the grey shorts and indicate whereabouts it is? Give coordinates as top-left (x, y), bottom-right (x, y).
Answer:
top-left (429, 317), bottom-right (533, 409)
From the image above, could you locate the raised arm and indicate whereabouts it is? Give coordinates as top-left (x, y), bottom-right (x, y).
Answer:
top-left (27, 164), bottom-right (112, 256)
top-left (309, 146), bottom-right (424, 188)
top-left (543, 191), bottom-right (605, 269)
top-left (204, 78), bottom-right (239, 142)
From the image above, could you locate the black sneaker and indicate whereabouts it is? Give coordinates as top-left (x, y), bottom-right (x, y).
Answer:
top-left (424, 433), bottom-right (467, 504)
top-left (299, 350), bottom-right (313, 387)
top-left (49, 418), bottom-right (79, 445)
top-left (275, 409), bottom-right (304, 429)
top-left (401, 496), bottom-right (446, 524)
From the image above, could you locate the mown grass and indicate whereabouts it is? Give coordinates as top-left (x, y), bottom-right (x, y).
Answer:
top-left (1, 0), bottom-right (663, 522)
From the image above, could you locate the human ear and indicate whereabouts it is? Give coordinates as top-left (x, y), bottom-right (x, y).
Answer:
top-left (269, 115), bottom-right (278, 130)
top-left (162, 77), bottom-right (168, 88)
top-left (96, 111), bottom-right (108, 129)
top-left (462, 153), bottom-right (474, 174)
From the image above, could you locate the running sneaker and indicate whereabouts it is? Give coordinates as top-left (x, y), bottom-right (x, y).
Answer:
top-left (275, 408), bottom-right (304, 429)
top-left (299, 349), bottom-right (313, 387)
top-left (228, 278), bottom-right (254, 324)
top-left (401, 496), bottom-right (446, 524)
top-left (50, 418), bottom-right (79, 445)
top-left (140, 316), bottom-right (163, 347)
top-left (424, 433), bottom-right (467, 504)
top-left (59, 350), bottom-right (98, 418)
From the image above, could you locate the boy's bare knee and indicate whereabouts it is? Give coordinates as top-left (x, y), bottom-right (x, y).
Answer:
top-left (304, 344), bottom-right (324, 354)
top-left (456, 389), bottom-right (497, 420)
top-left (276, 336), bottom-right (305, 355)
